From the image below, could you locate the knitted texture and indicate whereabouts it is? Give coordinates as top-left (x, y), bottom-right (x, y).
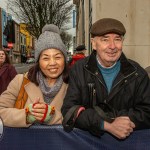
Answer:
top-left (35, 24), bottom-right (67, 61)
top-left (26, 103), bottom-right (54, 124)
top-left (26, 104), bottom-right (36, 123)
top-left (37, 71), bottom-right (63, 104)
top-left (90, 18), bottom-right (126, 36)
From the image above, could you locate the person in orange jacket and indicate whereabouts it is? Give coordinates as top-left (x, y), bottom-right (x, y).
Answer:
top-left (70, 45), bottom-right (87, 67)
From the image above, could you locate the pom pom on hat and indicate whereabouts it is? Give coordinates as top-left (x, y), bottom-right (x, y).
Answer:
top-left (35, 24), bottom-right (67, 61)
top-left (42, 24), bottom-right (60, 34)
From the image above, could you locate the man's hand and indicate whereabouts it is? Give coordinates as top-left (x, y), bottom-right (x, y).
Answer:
top-left (104, 116), bottom-right (135, 139)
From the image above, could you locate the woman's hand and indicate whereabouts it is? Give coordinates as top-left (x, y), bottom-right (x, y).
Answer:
top-left (26, 98), bottom-right (55, 124)
top-left (31, 102), bottom-right (47, 122)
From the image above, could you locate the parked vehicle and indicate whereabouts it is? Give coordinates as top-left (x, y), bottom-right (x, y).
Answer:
top-left (26, 58), bottom-right (35, 64)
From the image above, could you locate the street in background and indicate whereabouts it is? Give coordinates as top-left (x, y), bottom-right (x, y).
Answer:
top-left (13, 63), bottom-right (34, 74)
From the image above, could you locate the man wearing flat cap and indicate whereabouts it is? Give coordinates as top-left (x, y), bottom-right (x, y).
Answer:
top-left (62, 18), bottom-right (150, 139)
top-left (76, 45), bottom-right (86, 51)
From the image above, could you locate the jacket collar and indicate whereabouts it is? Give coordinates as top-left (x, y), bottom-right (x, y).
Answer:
top-left (24, 79), bottom-right (68, 104)
top-left (25, 81), bottom-right (44, 103)
top-left (85, 50), bottom-right (136, 78)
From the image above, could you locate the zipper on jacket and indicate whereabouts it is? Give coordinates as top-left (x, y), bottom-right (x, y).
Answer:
top-left (93, 88), bottom-right (96, 96)
top-left (111, 70), bottom-right (136, 91)
top-left (85, 65), bottom-right (137, 103)
top-left (93, 88), bottom-right (96, 106)
top-left (85, 66), bottom-right (107, 90)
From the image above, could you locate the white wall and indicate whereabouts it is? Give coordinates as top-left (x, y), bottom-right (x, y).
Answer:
top-left (82, 0), bottom-right (150, 68)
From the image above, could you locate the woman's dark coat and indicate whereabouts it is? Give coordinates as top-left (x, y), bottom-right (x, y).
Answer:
top-left (0, 64), bottom-right (17, 94)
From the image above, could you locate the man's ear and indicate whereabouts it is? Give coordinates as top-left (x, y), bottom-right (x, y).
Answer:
top-left (91, 38), bottom-right (96, 50)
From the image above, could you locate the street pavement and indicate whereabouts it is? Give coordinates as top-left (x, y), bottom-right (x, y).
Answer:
top-left (13, 63), bottom-right (34, 74)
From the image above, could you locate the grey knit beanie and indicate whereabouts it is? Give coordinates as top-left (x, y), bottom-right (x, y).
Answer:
top-left (35, 24), bottom-right (67, 61)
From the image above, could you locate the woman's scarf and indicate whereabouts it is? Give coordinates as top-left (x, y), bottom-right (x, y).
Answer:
top-left (37, 71), bottom-right (63, 104)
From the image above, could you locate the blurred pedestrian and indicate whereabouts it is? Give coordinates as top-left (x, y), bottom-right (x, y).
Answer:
top-left (0, 24), bottom-right (68, 127)
top-left (0, 49), bottom-right (17, 95)
top-left (70, 45), bottom-right (87, 67)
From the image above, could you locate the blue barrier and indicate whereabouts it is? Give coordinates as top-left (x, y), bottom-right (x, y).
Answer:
top-left (0, 125), bottom-right (150, 150)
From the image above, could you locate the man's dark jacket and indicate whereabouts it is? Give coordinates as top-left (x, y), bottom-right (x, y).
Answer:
top-left (62, 51), bottom-right (150, 136)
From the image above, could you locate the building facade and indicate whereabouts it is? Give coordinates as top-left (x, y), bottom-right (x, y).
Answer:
top-left (0, 7), bottom-right (21, 63)
top-left (74, 0), bottom-right (150, 68)
top-left (13, 21), bottom-right (21, 63)
top-left (20, 23), bottom-right (35, 62)
top-left (20, 32), bottom-right (26, 63)
top-left (0, 7), bottom-right (35, 64)
top-left (0, 8), bottom-right (13, 56)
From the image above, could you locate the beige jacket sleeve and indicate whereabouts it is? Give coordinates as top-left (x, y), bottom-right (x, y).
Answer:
top-left (0, 74), bottom-right (30, 127)
top-left (0, 73), bottom-right (68, 127)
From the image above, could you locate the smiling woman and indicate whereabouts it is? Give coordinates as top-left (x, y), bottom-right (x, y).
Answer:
top-left (0, 24), bottom-right (68, 127)
top-left (39, 49), bottom-right (65, 86)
